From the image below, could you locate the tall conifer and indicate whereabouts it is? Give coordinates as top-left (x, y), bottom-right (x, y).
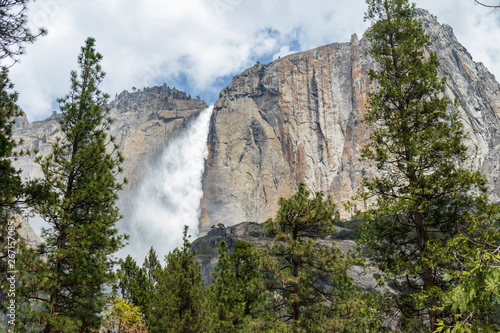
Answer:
top-left (149, 226), bottom-right (204, 333)
top-left (117, 248), bottom-right (159, 328)
top-left (361, 0), bottom-right (499, 331)
top-left (0, 66), bottom-right (23, 317)
top-left (0, 0), bottom-right (45, 320)
top-left (263, 184), bottom-right (362, 332)
top-left (17, 37), bottom-right (125, 332)
top-left (204, 240), bottom-right (266, 332)
top-left (0, 69), bottom-right (22, 224)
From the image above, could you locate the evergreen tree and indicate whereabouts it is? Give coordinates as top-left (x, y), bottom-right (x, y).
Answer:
top-left (0, 66), bottom-right (23, 316)
top-left (149, 226), bottom-right (204, 333)
top-left (0, 0), bottom-right (46, 63)
top-left (230, 241), bottom-right (266, 321)
top-left (204, 240), bottom-right (244, 333)
top-left (0, 68), bottom-right (21, 217)
top-left (117, 248), bottom-right (160, 328)
top-left (17, 37), bottom-right (125, 332)
top-left (361, 0), bottom-right (500, 331)
top-left (435, 204), bottom-right (500, 332)
top-left (0, 0), bottom-right (45, 321)
top-left (263, 183), bottom-right (359, 332)
top-left (117, 255), bottom-right (141, 302)
top-left (142, 247), bottom-right (161, 291)
top-left (204, 240), bottom-right (266, 332)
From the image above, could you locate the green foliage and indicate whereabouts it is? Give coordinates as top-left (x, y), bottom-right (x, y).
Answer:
top-left (434, 203), bottom-right (500, 332)
top-left (0, 0), bottom-right (47, 63)
top-left (248, 231), bottom-right (261, 237)
top-left (204, 240), bottom-right (245, 332)
top-left (149, 226), bottom-right (204, 333)
top-left (117, 255), bottom-right (141, 302)
top-left (361, 0), bottom-right (500, 331)
top-left (116, 249), bottom-right (159, 327)
top-left (139, 247), bottom-right (160, 323)
top-left (98, 297), bottom-right (148, 333)
top-left (204, 240), bottom-right (266, 332)
top-left (264, 183), bottom-right (338, 240)
top-left (0, 0), bottom-right (45, 312)
top-left (0, 67), bottom-right (21, 210)
top-left (262, 183), bottom-right (377, 332)
top-left (334, 215), bottom-right (366, 240)
top-left (0, 67), bottom-right (23, 308)
top-left (16, 37), bottom-right (125, 332)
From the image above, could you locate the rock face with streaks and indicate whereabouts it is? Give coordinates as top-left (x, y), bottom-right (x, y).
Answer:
top-left (12, 214), bottom-right (41, 249)
top-left (12, 85), bottom-right (208, 202)
top-left (200, 9), bottom-right (500, 228)
top-left (11, 10), bottom-right (500, 232)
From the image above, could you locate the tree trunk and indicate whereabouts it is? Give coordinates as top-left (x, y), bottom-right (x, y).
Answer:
top-left (414, 210), bottom-right (438, 330)
top-left (292, 256), bottom-right (300, 333)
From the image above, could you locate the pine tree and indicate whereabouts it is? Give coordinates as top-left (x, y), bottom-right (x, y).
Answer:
top-left (204, 240), bottom-right (244, 333)
top-left (435, 215), bottom-right (500, 332)
top-left (263, 183), bottom-right (358, 332)
top-left (117, 255), bottom-right (141, 302)
top-left (0, 66), bottom-right (23, 317)
top-left (0, 0), bottom-right (46, 63)
top-left (0, 68), bottom-right (21, 216)
top-left (361, 0), bottom-right (500, 331)
top-left (17, 37), bottom-right (126, 332)
top-left (117, 248), bottom-right (160, 328)
top-left (149, 226), bottom-right (204, 333)
top-left (0, 0), bottom-right (45, 321)
top-left (229, 241), bottom-right (266, 322)
top-left (204, 240), bottom-right (266, 332)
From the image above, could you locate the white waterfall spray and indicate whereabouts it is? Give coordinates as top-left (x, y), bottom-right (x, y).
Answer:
top-left (122, 105), bottom-right (213, 261)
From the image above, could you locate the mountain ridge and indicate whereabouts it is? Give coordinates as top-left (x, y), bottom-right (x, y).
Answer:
top-left (13, 84), bottom-right (208, 201)
top-left (11, 9), bottom-right (500, 239)
top-left (199, 8), bottom-right (500, 228)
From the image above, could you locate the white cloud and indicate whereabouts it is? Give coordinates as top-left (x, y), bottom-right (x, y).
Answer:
top-left (416, 0), bottom-right (500, 81)
top-left (8, 0), bottom-right (500, 120)
top-left (273, 45), bottom-right (292, 60)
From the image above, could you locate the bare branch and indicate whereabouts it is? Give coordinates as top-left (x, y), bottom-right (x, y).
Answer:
top-left (475, 0), bottom-right (500, 8)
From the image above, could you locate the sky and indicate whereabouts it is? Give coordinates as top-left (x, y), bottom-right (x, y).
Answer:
top-left (9, 0), bottom-right (500, 121)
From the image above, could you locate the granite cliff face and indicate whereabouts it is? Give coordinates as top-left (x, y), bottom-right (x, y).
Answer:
top-left (200, 36), bottom-right (372, 227)
top-left (11, 10), bottom-right (500, 233)
top-left (200, 10), bottom-right (500, 228)
top-left (13, 85), bottom-right (208, 203)
top-left (11, 214), bottom-right (40, 249)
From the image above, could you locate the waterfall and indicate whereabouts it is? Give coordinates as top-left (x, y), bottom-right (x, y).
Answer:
top-left (122, 105), bottom-right (213, 261)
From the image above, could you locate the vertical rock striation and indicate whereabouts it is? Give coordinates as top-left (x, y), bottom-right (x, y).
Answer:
top-left (11, 10), bottom-right (500, 232)
top-left (200, 9), bottom-right (500, 228)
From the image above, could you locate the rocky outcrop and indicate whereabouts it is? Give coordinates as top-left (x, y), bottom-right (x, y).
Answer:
top-left (192, 222), bottom-right (269, 284)
top-left (11, 10), bottom-right (500, 234)
top-left (422, 9), bottom-right (500, 195)
top-left (200, 9), bottom-right (500, 228)
top-left (200, 36), bottom-right (373, 227)
top-left (192, 222), bottom-right (381, 290)
top-left (12, 85), bottom-right (208, 202)
top-left (10, 214), bottom-right (41, 249)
